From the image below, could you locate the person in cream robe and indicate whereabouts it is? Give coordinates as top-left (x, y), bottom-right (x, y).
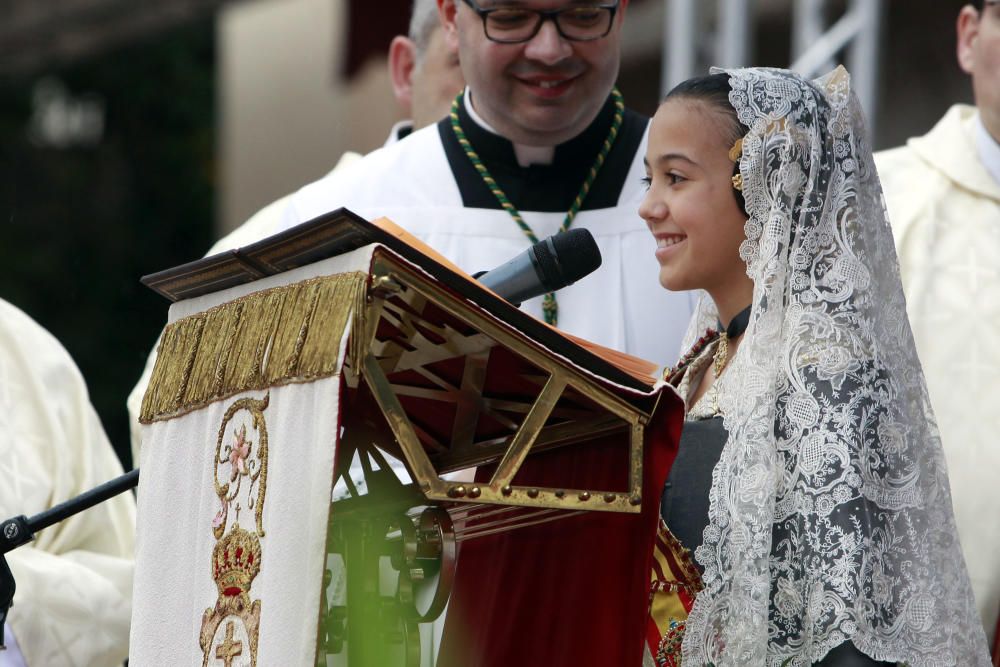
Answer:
top-left (0, 298), bottom-right (135, 667)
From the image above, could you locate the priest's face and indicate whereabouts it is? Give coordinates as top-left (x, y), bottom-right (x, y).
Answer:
top-left (959, 2), bottom-right (1000, 140)
top-left (439, 0), bottom-right (626, 146)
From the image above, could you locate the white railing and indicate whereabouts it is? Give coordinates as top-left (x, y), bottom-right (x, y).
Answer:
top-left (661, 0), bottom-right (884, 130)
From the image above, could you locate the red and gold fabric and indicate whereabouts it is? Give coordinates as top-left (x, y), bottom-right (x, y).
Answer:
top-left (646, 522), bottom-right (703, 666)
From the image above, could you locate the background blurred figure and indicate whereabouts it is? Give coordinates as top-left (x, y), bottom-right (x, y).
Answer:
top-left (388, 0), bottom-right (466, 138)
top-left (0, 298), bottom-right (135, 667)
top-left (875, 0), bottom-right (1000, 649)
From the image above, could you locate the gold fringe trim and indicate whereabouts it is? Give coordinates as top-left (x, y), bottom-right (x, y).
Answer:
top-left (140, 273), bottom-right (368, 423)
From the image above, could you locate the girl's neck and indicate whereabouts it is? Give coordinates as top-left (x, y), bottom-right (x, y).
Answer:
top-left (708, 277), bottom-right (754, 331)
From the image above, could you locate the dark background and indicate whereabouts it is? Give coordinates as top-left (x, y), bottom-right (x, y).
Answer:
top-left (0, 21), bottom-right (215, 468)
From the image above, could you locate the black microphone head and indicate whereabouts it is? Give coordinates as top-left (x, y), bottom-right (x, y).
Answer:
top-left (532, 228), bottom-right (602, 291)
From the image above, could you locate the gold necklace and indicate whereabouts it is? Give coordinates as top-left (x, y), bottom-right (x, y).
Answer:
top-left (710, 332), bottom-right (729, 415)
top-left (713, 331), bottom-right (729, 378)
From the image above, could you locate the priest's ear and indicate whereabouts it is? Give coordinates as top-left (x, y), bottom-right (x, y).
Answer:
top-left (957, 5), bottom-right (981, 76)
top-left (438, 0), bottom-right (460, 51)
top-left (388, 35), bottom-right (417, 115)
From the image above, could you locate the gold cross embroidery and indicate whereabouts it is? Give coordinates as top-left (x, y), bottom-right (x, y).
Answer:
top-left (216, 621), bottom-right (243, 667)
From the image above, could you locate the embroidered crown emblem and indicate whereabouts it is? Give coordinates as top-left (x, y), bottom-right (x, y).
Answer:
top-left (202, 397), bottom-right (269, 667)
top-left (211, 523), bottom-right (261, 608)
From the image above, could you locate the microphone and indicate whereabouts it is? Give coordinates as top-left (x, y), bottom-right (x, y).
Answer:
top-left (477, 228), bottom-right (602, 306)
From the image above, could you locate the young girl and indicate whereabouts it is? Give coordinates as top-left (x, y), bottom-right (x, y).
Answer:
top-left (640, 67), bottom-right (989, 666)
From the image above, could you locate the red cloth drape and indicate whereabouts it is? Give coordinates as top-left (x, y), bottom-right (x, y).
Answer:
top-left (438, 392), bottom-right (683, 667)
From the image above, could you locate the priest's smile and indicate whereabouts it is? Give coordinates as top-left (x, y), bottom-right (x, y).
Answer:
top-left (518, 74), bottom-right (579, 98)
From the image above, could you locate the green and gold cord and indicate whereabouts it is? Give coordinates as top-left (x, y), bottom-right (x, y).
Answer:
top-left (450, 88), bottom-right (625, 326)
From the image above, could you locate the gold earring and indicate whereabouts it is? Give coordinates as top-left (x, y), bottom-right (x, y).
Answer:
top-left (732, 173), bottom-right (744, 192)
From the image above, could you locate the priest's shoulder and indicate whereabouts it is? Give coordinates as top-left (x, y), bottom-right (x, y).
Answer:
top-left (290, 124), bottom-right (450, 216)
top-left (874, 138), bottom-right (954, 241)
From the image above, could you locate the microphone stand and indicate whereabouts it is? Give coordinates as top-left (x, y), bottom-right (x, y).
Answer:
top-left (0, 468), bottom-right (139, 649)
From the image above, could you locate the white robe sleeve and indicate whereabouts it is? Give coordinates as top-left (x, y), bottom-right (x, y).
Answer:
top-left (0, 299), bottom-right (135, 667)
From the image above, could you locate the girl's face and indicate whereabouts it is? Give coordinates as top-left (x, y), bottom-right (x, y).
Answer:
top-left (639, 99), bottom-right (749, 297)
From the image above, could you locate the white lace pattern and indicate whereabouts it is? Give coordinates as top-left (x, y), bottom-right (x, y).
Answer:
top-left (679, 67), bottom-right (990, 666)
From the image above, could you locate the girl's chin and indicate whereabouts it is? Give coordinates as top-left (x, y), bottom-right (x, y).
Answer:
top-left (658, 269), bottom-right (693, 293)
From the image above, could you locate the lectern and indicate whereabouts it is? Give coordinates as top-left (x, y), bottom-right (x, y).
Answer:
top-left (129, 209), bottom-right (684, 666)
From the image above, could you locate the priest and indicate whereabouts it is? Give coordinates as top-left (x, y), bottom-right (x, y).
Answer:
top-left (279, 0), bottom-right (695, 363)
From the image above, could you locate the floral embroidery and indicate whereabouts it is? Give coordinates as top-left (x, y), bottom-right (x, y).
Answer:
top-left (228, 424), bottom-right (251, 481)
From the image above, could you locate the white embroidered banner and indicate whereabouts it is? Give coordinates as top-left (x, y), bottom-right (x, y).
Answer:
top-left (130, 250), bottom-right (374, 666)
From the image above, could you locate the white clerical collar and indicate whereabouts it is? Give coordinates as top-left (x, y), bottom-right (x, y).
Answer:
top-left (384, 120), bottom-right (413, 147)
top-left (974, 112), bottom-right (1000, 188)
top-left (464, 87), bottom-right (556, 167)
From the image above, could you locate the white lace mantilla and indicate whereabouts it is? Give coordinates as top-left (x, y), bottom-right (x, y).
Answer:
top-left (679, 67), bottom-right (990, 666)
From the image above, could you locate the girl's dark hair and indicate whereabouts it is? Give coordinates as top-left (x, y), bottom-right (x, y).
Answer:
top-left (664, 73), bottom-right (750, 214)
top-left (665, 73), bottom-right (748, 149)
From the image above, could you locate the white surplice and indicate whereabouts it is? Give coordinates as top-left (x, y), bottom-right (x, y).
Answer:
top-left (280, 95), bottom-right (695, 366)
top-left (0, 298), bottom-right (135, 667)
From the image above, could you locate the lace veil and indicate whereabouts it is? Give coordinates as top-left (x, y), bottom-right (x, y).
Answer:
top-left (678, 67), bottom-right (989, 666)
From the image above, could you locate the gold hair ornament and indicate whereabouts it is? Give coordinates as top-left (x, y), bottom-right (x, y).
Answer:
top-left (729, 137), bottom-right (744, 192)
top-left (728, 137), bottom-right (743, 162)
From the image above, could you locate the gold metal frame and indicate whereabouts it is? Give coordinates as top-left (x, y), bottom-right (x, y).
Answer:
top-left (357, 252), bottom-right (648, 514)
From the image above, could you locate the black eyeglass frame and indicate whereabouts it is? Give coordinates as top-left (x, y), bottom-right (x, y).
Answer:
top-left (459, 0), bottom-right (621, 44)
